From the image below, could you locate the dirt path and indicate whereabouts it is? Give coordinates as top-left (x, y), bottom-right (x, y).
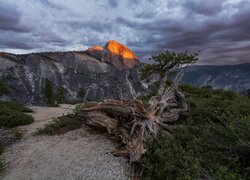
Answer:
top-left (0, 104), bottom-right (130, 180)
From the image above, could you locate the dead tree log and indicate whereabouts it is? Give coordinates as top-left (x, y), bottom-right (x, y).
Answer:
top-left (76, 73), bottom-right (187, 163)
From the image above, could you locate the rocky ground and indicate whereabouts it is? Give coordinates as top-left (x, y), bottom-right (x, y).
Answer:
top-left (0, 104), bottom-right (130, 180)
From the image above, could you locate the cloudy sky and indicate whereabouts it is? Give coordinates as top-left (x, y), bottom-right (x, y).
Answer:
top-left (0, 0), bottom-right (250, 65)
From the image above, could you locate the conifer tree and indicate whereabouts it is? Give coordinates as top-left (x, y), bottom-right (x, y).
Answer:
top-left (44, 79), bottom-right (55, 106)
top-left (77, 87), bottom-right (85, 103)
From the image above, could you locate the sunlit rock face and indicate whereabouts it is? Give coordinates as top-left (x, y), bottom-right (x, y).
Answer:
top-left (0, 50), bottom-right (146, 105)
top-left (86, 40), bottom-right (139, 70)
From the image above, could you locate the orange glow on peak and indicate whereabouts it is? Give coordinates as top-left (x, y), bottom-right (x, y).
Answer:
top-left (105, 40), bottom-right (138, 60)
top-left (87, 45), bottom-right (104, 51)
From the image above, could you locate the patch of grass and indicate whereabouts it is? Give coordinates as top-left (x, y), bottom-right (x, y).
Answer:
top-left (0, 101), bottom-right (33, 113)
top-left (36, 115), bottom-right (84, 135)
top-left (0, 108), bottom-right (34, 128)
top-left (12, 128), bottom-right (23, 140)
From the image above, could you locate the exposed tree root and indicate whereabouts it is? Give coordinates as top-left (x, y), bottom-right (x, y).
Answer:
top-left (76, 73), bottom-right (187, 163)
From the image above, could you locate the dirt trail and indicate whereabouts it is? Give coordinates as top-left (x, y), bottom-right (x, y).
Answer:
top-left (0, 104), bottom-right (130, 180)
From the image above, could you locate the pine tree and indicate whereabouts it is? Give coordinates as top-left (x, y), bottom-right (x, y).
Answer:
top-left (44, 79), bottom-right (55, 106)
top-left (77, 87), bottom-right (85, 103)
top-left (55, 85), bottom-right (65, 103)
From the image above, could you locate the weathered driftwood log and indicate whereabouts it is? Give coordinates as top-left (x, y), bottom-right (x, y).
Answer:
top-left (76, 73), bottom-right (187, 163)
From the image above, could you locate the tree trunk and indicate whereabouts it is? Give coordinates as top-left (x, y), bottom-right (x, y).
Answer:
top-left (76, 73), bottom-right (187, 163)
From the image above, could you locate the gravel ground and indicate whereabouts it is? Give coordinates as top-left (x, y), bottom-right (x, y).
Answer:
top-left (0, 105), bottom-right (130, 180)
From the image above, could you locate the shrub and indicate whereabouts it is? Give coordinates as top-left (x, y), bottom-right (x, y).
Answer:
top-left (36, 115), bottom-right (84, 135)
top-left (0, 128), bottom-right (22, 173)
top-left (140, 85), bottom-right (250, 179)
top-left (0, 101), bottom-right (33, 113)
top-left (0, 108), bottom-right (34, 128)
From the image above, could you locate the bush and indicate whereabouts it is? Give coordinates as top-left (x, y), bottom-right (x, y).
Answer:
top-left (0, 101), bottom-right (33, 113)
top-left (0, 128), bottom-right (22, 173)
top-left (36, 116), bottom-right (84, 135)
top-left (140, 85), bottom-right (250, 179)
top-left (0, 108), bottom-right (34, 128)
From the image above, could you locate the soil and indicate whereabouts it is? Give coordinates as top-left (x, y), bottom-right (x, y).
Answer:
top-left (0, 104), bottom-right (130, 180)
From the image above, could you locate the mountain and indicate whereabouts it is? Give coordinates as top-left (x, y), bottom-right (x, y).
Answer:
top-left (0, 40), bottom-right (146, 104)
top-left (86, 40), bottom-right (139, 70)
top-left (182, 63), bottom-right (250, 93)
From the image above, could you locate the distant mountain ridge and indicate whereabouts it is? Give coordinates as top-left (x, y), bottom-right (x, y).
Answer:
top-left (182, 63), bottom-right (250, 93)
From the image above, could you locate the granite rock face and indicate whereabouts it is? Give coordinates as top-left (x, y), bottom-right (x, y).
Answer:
top-left (0, 50), bottom-right (146, 105)
top-left (86, 40), bottom-right (139, 70)
top-left (181, 64), bottom-right (250, 93)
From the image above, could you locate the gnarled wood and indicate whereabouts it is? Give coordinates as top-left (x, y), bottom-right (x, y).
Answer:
top-left (76, 72), bottom-right (187, 163)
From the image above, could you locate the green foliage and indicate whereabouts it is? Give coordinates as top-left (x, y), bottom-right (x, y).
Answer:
top-left (137, 90), bottom-right (157, 104)
top-left (44, 79), bottom-right (56, 106)
top-left (0, 101), bottom-right (33, 128)
top-left (141, 85), bottom-right (250, 179)
top-left (0, 101), bottom-right (28, 173)
top-left (0, 101), bottom-right (33, 113)
top-left (55, 85), bottom-right (66, 103)
top-left (140, 51), bottom-right (198, 79)
top-left (0, 128), bottom-right (22, 174)
top-left (36, 116), bottom-right (84, 135)
top-left (12, 128), bottom-right (23, 140)
top-left (0, 81), bottom-right (10, 96)
top-left (77, 87), bottom-right (85, 103)
top-left (0, 108), bottom-right (33, 128)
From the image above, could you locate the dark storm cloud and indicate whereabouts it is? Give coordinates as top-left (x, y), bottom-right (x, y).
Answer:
top-left (0, 0), bottom-right (250, 65)
top-left (182, 0), bottom-right (224, 16)
top-left (0, 41), bottom-right (34, 50)
top-left (108, 0), bottom-right (119, 8)
top-left (117, 0), bottom-right (250, 65)
top-left (0, 3), bottom-right (30, 32)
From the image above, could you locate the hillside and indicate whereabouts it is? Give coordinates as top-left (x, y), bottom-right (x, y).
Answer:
top-left (0, 41), bottom-right (146, 105)
top-left (182, 63), bottom-right (250, 93)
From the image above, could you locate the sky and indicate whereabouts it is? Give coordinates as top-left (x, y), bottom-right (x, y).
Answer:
top-left (0, 0), bottom-right (250, 65)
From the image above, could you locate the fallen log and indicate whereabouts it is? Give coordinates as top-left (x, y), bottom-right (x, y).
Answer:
top-left (76, 73), bottom-right (187, 163)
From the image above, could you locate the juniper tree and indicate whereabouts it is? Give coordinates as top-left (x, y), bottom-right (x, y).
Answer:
top-left (140, 50), bottom-right (198, 80)
top-left (76, 51), bottom-right (199, 162)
